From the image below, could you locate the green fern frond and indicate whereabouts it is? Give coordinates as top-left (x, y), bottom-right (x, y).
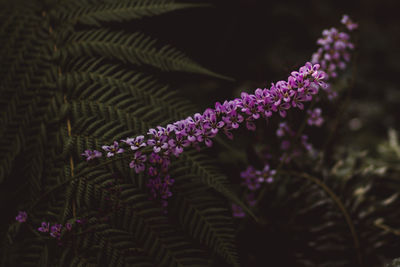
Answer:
top-left (1, 1), bottom-right (239, 266)
top-left (61, 29), bottom-right (232, 79)
top-left (171, 180), bottom-right (240, 266)
top-left (54, 0), bottom-right (210, 26)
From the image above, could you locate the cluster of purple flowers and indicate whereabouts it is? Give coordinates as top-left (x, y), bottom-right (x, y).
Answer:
top-left (146, 152), bottom-right (175, 210)
top-left (82, 62), bottom-right (327, 167)
top-left (276, 122), bottom-right (314, 164)
top-left (38, 221), bottom-right (72, 239)
top-left (15, 211), bottom-right (27, 223)
top-left (81, 62), bottom-right (326, 208)
top-left (311, 14), bottom-right (357, 81)
top-left (240, 165), bottom-right (275, 191)
top-left (233, 15), bottom-right (357, 218)
top-left (80, 15), bottom-right (356, 213)
top-left (232, 164), bottom-right (276, 218)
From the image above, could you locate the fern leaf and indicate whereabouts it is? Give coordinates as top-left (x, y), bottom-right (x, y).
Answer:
top-left (61, 29), bottom-right (231, 79)
top-left (54, 0), bottom-right (210, 26)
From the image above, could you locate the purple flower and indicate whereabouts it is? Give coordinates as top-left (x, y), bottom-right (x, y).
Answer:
top-left (183, 120), bottom-right (201, 142)
top-left (222, 110), bottom-right (244, 129)
top-left (38, 222), bottom-right (50, 232)
top-left (122, 135), bottom-right (146, 150)
top-left (341, 14), bottom-right (358, 31)
top-left (160, 184), bottom-right (173, 199)
top-left (247, 193), bottom-right (257, 207)
top-left (15, 211), bottom-right (27, 223)
top-left (301, 135), bottom-right (313, 152)
top-left (164, 175), bottom-right (175, 186)
top-left (65, 223), bottom-right (72, 231)
top-left (232, 204), bottom-right (245, 218)
top-left (50, 224), bottom-right (62, 239)
top-left (276, 122), bottom-right (293, 138)
top-left (307, 108), bottom-right (324, 127)
top-left (129, 151), bottom-right (147, 173)
top-left (81, 150), bottom-right (102, 161)
top-left (168, 134), bottom-right (190, 157)
top-left (241, 166), bottom-right (262, 191)
top-left (256, 164), bottom-right (276, 183)
top-left (147, 128), bottom-right (168, 153)
top-left (102, 141), bottom-right (124, 157)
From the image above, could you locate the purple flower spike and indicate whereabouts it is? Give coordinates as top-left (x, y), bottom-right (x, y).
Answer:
top-left (15, 211), bottom-right (27, 223)
top-left (102, 141), bottom-right (124, 157)
top-left (129, 151), bottom-right (147, 174)
top-left (38, 222), bottom-right (50, 232)
top-left (81, 150), bottom-right (102, 161)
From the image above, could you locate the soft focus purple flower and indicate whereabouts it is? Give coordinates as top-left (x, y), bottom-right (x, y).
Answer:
top-left (307, 108), bottom-right (324, 126)
top-left (301, 135), bottom-right (313, 152)
top-left (65, 223), bottom-right (72, 231)
top-left (129, 151), bottom-right (147, 173)
top-left (50, 224), bottom-right (62, 239)
top-left (232, 203), bottom-right (245, 218)
top-left (311, 17), bottom-right (356, 81)
top-left (15, 211), bottom-right (27, 223)
top-left (256, 164), bottom-right (276, 183)
top-left (102, 141), bottom-right (124, 157)
top-left (81, 150), bottom-right (102, 161)
top-left (164, 175), bottom-right (175, 186)
top-left (38, 222), bottom-right (50, 232)
top-left (246, 193), bottom-right (257, 207)
top-left (160, 184), bottom-right (173, 199)
top-left (241, 166), bottom-right (262, 191)
top-left (341, 14), bottom-right (358, 31)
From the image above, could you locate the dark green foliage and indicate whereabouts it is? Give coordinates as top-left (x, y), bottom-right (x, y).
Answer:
top-left (0, 0), bottom-right (241, 266)
top-left (242, 132), bottom-right (400, 267)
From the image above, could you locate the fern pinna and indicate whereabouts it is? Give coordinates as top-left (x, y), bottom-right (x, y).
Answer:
top-left (1, 0), bottom-right (400, 266)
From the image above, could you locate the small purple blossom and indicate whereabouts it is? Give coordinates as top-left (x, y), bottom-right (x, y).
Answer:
top-left (256, 164), bottom-right (276, 184)
top-left (50, 224), bottom-right (62, 239)
top-left (81, 150), bottom-right (102, 161)
top-left (15, 211), bottom-right (27, 223)
top-left (341, 14), bottom-right (358, 31)
top-left (147, 128), bottom-right (168, 153)
top-left (232, 204), bottom-right (245, 218)
top-left (38, 222), bottom-right (50, 232)
top-left (129, 151), bottom-right (147, 173)
top-left (241, 166), bottom-right (262, 191)
top-left (102, 141), bottom-right (124, 157)
top-left (307, 108), bottom-right (324, 126)
top-left (122, 135), bottom-right (146, 151)
top-left (65, 223), bottom-right (72, 231)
